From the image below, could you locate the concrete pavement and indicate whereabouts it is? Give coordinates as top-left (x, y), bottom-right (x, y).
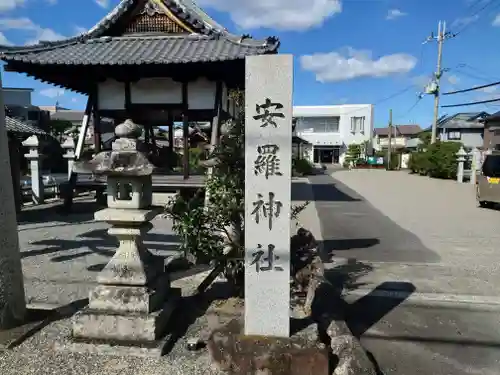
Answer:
top-left (310, 169), bottom-right (500, 375)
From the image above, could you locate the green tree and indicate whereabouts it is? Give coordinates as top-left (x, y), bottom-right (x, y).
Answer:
top-left (48, 119), bottom-right (73, 142)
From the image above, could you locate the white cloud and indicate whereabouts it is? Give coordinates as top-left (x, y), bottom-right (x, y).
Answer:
top-left (447, 75), bottom-right (460, 85)
top-left (71, 97), bottom-right (78, 103)
top-left (0, 17), bottom-right (65, 45)
top-left (452, 15), bottom-right (479, 29)
top-left (74, 25), bottom-right (87, 35)
top-left (493, 13), bottom-right (500, 26)
top-left (0, 0), bottom-right (25, 12)
top-left (94, 0), bottom-right (109, 8)
top-left (300, 47), bottom-right (417, 82)
top-left (411, 74), bottom-right (432, 88)
top-left (196, 0), bottom-right (342, 31)
top-left (386, 9), bottom-right (406, 20)
top-left (481, 85), bottom-right (497, 93)
top-left (0, 31), bottom-right (11, 45)
top-left (39, 88), bottom-right (65, 98)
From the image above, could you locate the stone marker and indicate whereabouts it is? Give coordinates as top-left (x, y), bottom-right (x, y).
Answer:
top-left (62, 136), bottom-right (76, 180)
top-left (456, 146), bottom-right (467, 183)
top-left (0, 73), bottom-right (26, 329)
top-left (244, 54), bottom-right (293, 337)
top-left (72, 119), bottom-right (179, 351)
top-left (22, 135), bottom-right (44, 204)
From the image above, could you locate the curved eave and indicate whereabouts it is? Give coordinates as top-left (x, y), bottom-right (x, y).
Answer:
top-left (0, 0), bottom-right (281, 56)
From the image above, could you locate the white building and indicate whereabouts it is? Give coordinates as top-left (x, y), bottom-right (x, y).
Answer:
top-left (293, 104), bottom-right (374, 165)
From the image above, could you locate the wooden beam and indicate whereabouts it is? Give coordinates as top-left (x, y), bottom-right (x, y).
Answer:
top-left (204, 81), bottom-right (223, 206)
top-left (168, 111), bottom-right (174, 153)
top-left (64, 96), bottom-right (93, 212)
top-left (92, 85), bottom-right (101, 153)
top-left (75, 96), bottom-right (94, 161)
top-left (124, 81), bottom-right (132, 113)
top-left (182, 81), bottom-right (189, 180)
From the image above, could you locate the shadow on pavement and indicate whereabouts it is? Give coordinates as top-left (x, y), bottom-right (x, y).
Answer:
top-left (310, 174), bottom-right (441, 264)
top-left (346, 281), bottom-right (416, 338)
top-left (293, 181), bottom-right (361, 202)
top-left (17, 200), bottom-right (100, 225)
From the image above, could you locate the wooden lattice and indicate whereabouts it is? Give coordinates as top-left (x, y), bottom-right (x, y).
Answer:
top-left (126, 14), bottom-right (189, 34)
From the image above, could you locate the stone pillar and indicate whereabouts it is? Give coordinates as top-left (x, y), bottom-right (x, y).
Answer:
top-left (72, 119), bottom-right (179, 349)
top-left (62, 136), bottom-right (76, 180)
top-left (456, 146), bottom-right (467, 183)
top-left (470, 148), bottom-right (481, 185)
top-left (0, 75), bottom-right (26, 328)
top-left (22, 135), bottom-right (44, 204)
top-left (8, 134), bottom-right (23, 213)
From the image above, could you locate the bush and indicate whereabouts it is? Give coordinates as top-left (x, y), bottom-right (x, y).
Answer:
top-left (408, 141), bottom-right (461, 179)
top-left (293, 158), bottom-right (314, 176)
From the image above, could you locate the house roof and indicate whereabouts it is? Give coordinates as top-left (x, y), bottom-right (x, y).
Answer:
top-left (5, 116), bottom-right (47, 135)
top-left (483, 111), bottom-right (500, 123)
top-left (437, 112), bottom-right (489, 129)
top-left (374, 124), bottom-right (422, 137)
top-left (0, 0), bottom-right (279, 67)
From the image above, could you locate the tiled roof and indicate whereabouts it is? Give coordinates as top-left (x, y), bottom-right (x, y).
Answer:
top-left (374, 125), bottom-right (422, 136)
top-left (1, 34), bottom-right (278, 66)
top-left (437, 112), bottom-right (488, 129)
top-left (5, 116), bottom-right (47, 135)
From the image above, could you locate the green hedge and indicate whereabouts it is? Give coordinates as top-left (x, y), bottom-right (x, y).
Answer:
top-left (409, 141), bottom-right (462, 179)
top-left (293, 158), bottom-right (314, 176)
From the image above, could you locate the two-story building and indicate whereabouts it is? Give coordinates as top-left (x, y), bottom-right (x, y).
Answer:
top-left (481, 111), bottom-right (500, 151)
top-left (373, 124), bottom-right (422, 151)
top-left (437, 112), bottom-right (488, 148)
top-left (293, 104), bottom-right (374, 165)
top-left (3, 87), bottom-right (50, 132)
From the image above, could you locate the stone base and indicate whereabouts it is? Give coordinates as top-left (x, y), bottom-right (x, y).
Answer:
top-left (207, 319), bottom-right (330, 375)
top-left (72, 289), bottom-right (179, 342)
top-left (56, 333), bottom-right (173, 358)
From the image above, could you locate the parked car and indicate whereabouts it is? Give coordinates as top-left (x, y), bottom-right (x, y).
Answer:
top-left (477, 153), bottom-right (500, 208)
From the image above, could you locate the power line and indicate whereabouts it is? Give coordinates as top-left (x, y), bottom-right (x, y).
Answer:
top-left (339, 84), bottom-right (417, 117)
top-left (441, 97), bottom-right (500, 108)
top-left (442, 80), bottom-right (500, 95)
top-left (456, 63), bottom-right (500, 81)
top-left (454, 0), bottom-right (500, 36)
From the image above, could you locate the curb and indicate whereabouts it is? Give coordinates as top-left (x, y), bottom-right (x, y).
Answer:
top-left (318, 316), bottom-right (377, 375)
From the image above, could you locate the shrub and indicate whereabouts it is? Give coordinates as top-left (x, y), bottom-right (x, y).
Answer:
top-left (293, 158), bottom-right (314, 176)
top-left (408, 141), bottom-right (461, 179)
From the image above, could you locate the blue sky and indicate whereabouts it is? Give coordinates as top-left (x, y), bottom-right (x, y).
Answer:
top-left (1, 0), bottom-right (500, 128)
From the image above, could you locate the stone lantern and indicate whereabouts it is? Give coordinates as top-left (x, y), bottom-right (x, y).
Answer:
top-left (71, 119), bottom-right (178, 350)
top-left (456, 146), bottom-right (467, 183)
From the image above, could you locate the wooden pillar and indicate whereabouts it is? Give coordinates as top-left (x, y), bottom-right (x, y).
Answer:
top-left (168, 112), bottom-right (174, 153)
top-left (92, 89), bottom-right (101, 154)
top-left (8, 134), bottom-right (22, 213)
top-left (63, 96), bottom-right (93, 212)
top-left (145, 124), bottom-right (150, 145)
top-left (182, 82), bottom-right (189, 180)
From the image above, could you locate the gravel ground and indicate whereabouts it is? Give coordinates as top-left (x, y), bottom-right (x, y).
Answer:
top-left (0, 180), bottom-right (319, 375)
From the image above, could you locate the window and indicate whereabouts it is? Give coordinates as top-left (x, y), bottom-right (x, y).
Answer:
top-left (448, 131), bottom-right (461, 140)
top-left (296, 116), bottom-right (339, 133)
top-left (482, 155), bottom-right (500, 177)
top-left (351, 117), bottom-right (365, 133)
top-left (494, 129), bottom-right (500, 136)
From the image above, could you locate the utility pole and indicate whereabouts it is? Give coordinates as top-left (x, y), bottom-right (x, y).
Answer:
top-left (424, 20), bottom-right (455, 144)
top-left (387, 109), bottom-right (392, 170)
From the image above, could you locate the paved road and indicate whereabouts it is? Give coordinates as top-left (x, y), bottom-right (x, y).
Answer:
top-left (308, 170), bottom-right (500, 375)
